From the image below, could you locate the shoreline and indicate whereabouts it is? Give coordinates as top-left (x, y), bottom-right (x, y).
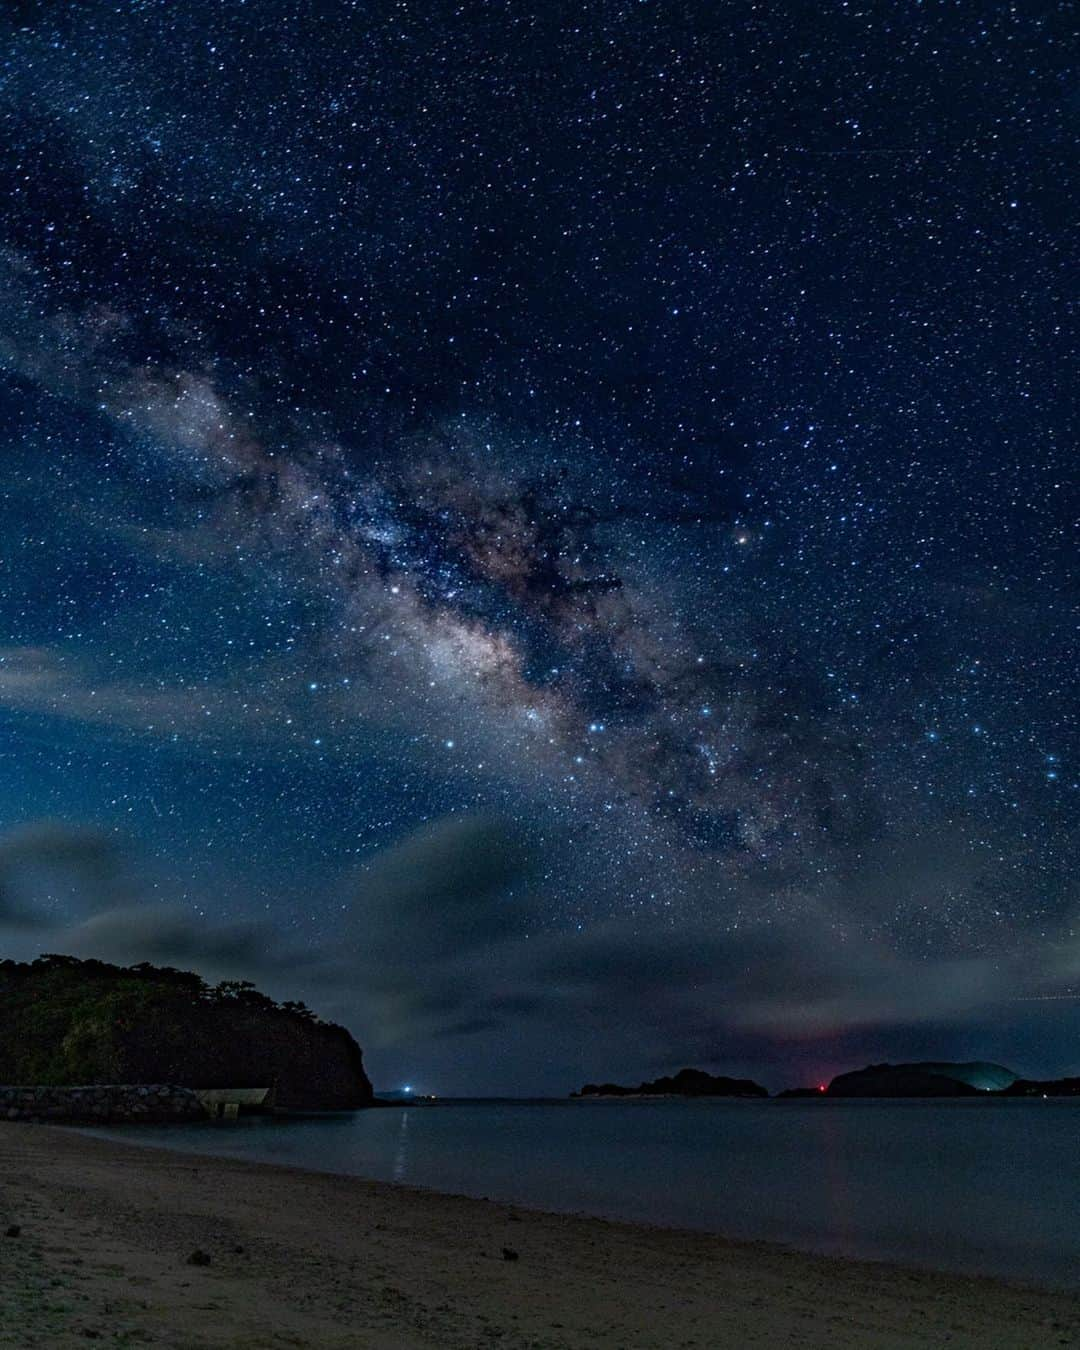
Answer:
top-left (2, 1124), bottom-right (1078, 1348)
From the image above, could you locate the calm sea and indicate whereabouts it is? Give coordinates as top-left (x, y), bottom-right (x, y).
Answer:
top-left (84, 1097), bottom-right (1080, 1289)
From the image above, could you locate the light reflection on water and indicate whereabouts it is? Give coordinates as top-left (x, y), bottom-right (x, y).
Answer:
top-left (84, 1097), bottom-right (1080, 1290)
top-left (392, 1106), bottom-right (409, 1183)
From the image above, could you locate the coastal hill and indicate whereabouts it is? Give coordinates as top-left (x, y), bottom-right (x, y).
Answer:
top-left (572, 1068), bottom-right (769, 1098)
top-left (776, 1067), bottom-right (1080, 1099)
top-left (825, 1061), bottom-right (1019, 1097)
top-left (1000, 1076), bottom-right (1080, 1097)
top-left (0, 955), bottom-right (372, 1110)
top-left (776, 1061), bottom-right (1057, 1099)
top-left (827, 1065), bottom-right (979, 1097)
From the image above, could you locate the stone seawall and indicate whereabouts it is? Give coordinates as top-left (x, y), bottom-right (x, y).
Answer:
top-left (0, 1084), bottom-right (206, 1123)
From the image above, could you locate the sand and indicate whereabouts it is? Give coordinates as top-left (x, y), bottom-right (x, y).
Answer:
top-left (1, 1123), bottom-right (1077, 1349)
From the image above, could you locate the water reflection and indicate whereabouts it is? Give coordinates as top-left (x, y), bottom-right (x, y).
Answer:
top-left (818, 1106), bottom-right (855, 1246)
top-left (392, 1106), bottom-right (410, 1183)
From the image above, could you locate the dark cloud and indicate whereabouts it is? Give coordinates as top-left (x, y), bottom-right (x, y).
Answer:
top-left (328, 846), bottom-right (1080, 1067)
top-left (0, 821), bottom-right (288, 976)
top-left (345, 815), bottom-right (537, 960)
top-left (0, 821), bottom-right (131, 927)
top-left (64, 905), bottom-right (283, 974)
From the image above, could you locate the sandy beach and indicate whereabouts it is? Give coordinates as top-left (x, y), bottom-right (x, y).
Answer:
top-left (1, 1123), bottom-right (1077, 1349)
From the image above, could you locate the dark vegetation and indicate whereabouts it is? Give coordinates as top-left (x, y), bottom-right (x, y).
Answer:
top-left (0, 955), bottom-right (372, 1109)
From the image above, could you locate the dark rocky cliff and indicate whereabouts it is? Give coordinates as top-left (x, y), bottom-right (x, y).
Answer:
top-left (0, 955), bottom-right (372, 1110)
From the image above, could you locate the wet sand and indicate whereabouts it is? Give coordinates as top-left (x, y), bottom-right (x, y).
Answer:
top-left (1, 1122), bottom-right (1077, 1348)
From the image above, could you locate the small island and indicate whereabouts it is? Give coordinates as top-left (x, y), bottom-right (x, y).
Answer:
top-left (572, 1067), bottom-right (768, 1098)
top-left (779, 1062), bottom-right (1080, 1098)
top-left (823, 1061), bottom-right (1017, 1097)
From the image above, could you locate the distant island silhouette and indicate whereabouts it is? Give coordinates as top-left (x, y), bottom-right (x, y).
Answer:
top-left (572, 1068), bottom-right (769, 1098)
top-left (575, 1062), bottom-right (1080, 1099)
top-left (817, 1061), bottom-right (1018, 1096)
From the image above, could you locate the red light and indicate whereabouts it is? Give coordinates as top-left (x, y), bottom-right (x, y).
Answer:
top-left (818, 1084), bottom-right (826, 1092)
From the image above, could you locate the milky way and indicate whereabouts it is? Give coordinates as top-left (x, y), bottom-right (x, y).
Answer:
top-left (0, 2), bottom-right (1074, 1090)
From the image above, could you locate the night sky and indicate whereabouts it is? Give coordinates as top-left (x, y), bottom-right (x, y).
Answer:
top-left (0, 2), bottom-right (1075, 1094)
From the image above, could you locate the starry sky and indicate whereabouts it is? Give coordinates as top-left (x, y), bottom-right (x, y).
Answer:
top-left (0, 1), bottom-right (1076, 1094)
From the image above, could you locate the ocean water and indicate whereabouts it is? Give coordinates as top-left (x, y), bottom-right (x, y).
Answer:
top-left (84, 1097), bottom-right (1080, 1289)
